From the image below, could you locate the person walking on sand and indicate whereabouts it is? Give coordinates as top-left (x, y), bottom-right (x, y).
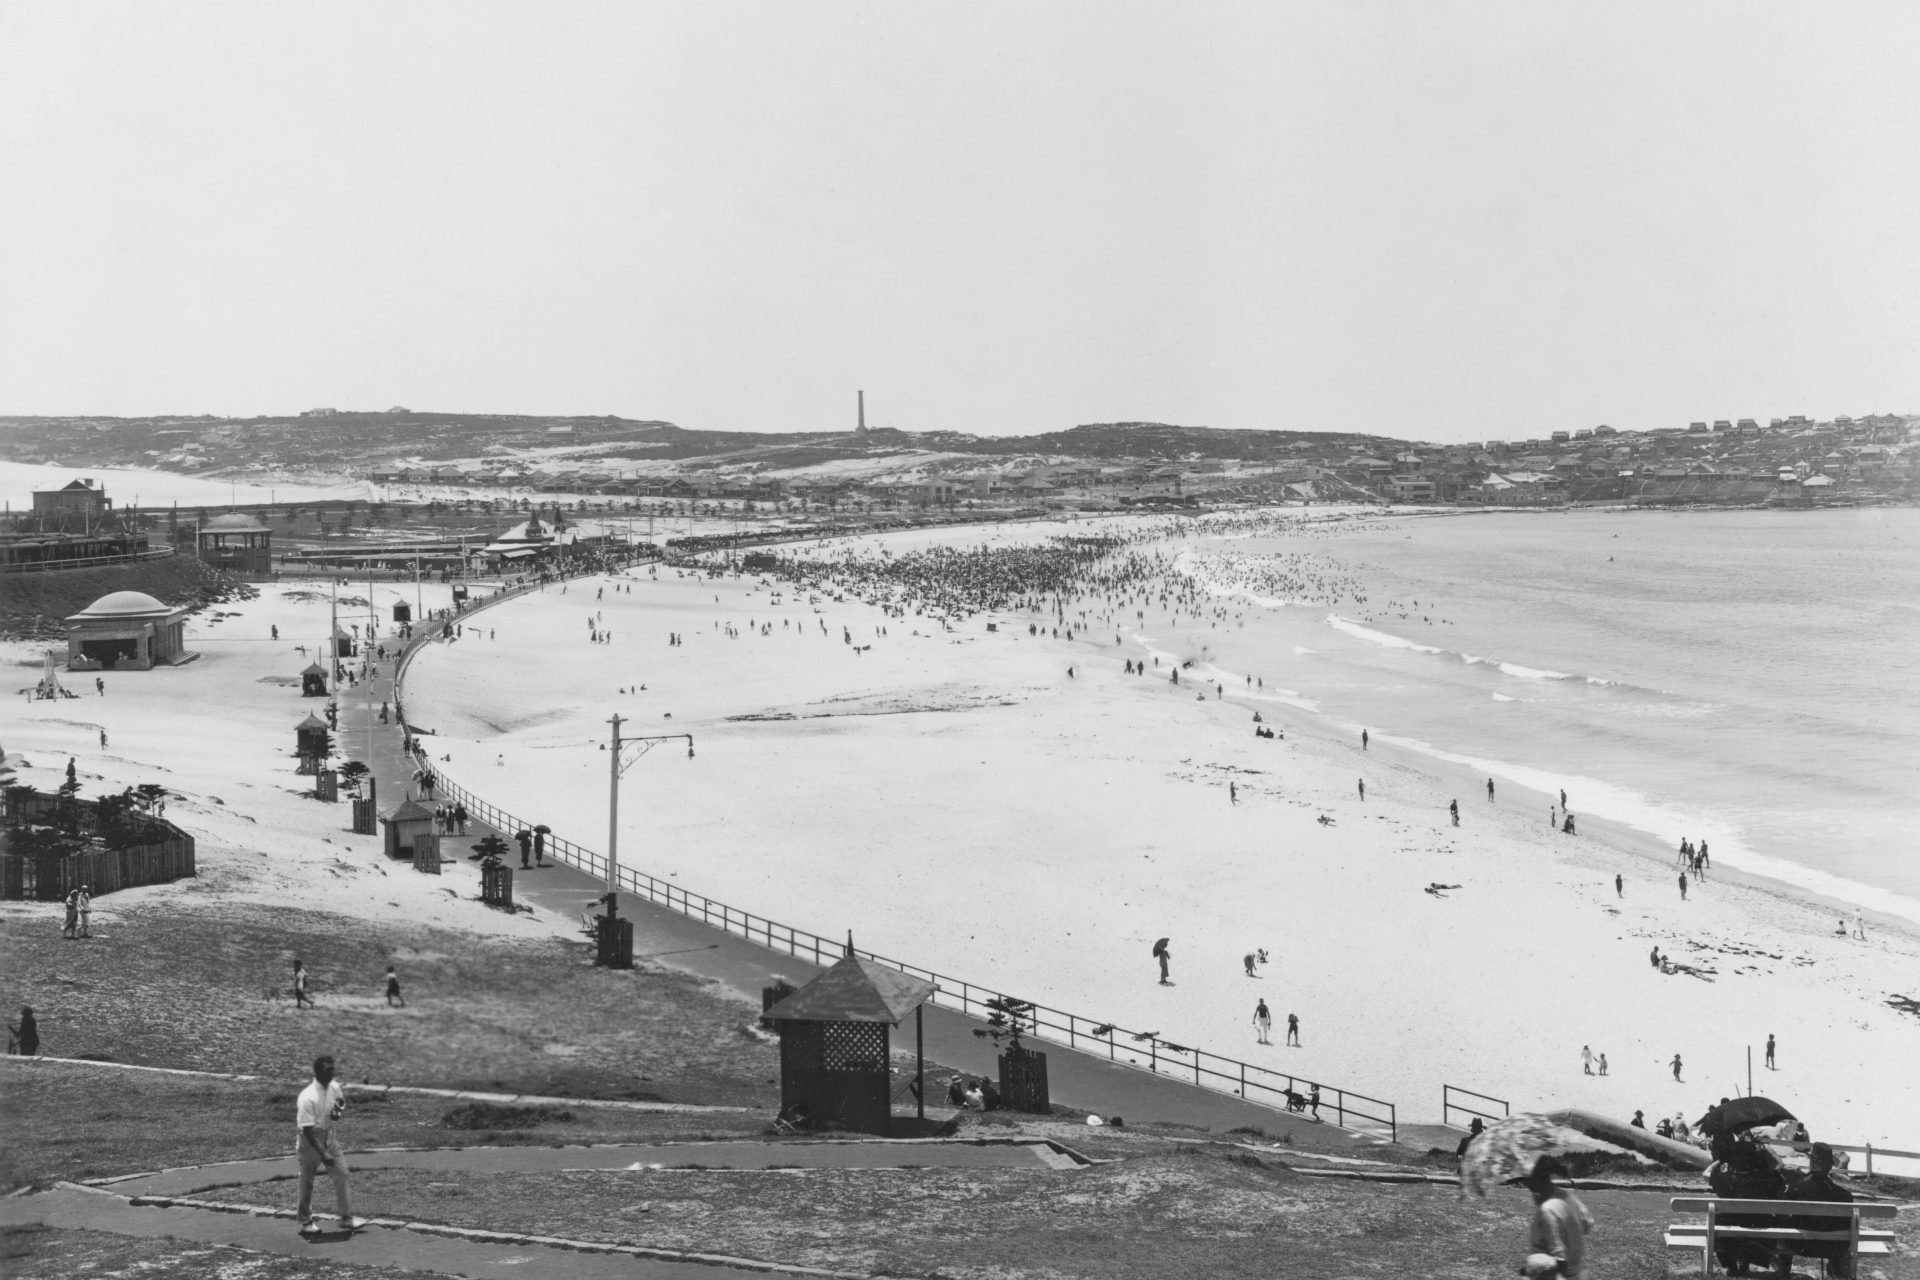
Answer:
top-left (1559, 788), bottom-right (1567, 810)
top-left (1357, 779), bottom-right (1365, 801)
top-left (384, 965), bottom-right (404, 1008)
top-left (76, 885), bottom-right (91, 938)
top-left (99, 729), bottom-right (107, 749)
top-left (1678, 872), bottom-right (1688, 901)
top-left (1253, 999), bottom-right (1272, 1044)
top-left (295, 1054), bottom-right (363, 1233)
top-left (1157, 945), bottom-right (1171, 985)
top-left (1449, 799), bottom-right (1459, 827)
top-left (1765, 1034), bottom-right (1775, 1070)
top-left (1851, 910), bottom-right (1866, 940)
top-left (1244, 952), bottom-right (1259, 977)
top-left (1670, 1053), bottom-right (1683, 1082)
top-left (1361, 729), bottom-right (1368, 751)
top-left (1286, 1013), bottom-right (1300, 1047)
top-left (1486, 777), bottom-right (1495, 801)
top-left (1597, 1053), bottom-right (1608, 1077)
top-left (293, 960), bottom-right (315, 1010)
top-left (1229, 781), bottom-right (1238, 805)
top-left (1581, 1045), bottom-right (1594, 1076)
top-left (62, 890), bottom-right (79, 939)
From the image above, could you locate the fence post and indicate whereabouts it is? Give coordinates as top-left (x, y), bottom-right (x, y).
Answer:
top-left (1241, 1063), bottom-right (1246, 1097)
top-left (1865, 1143), bottom-right (1873, 1177)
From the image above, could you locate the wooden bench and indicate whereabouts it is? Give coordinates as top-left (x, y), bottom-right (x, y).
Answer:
top-left (1666, 1197), bottom-right (1897, 1276)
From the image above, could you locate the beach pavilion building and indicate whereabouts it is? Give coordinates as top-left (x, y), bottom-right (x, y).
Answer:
top-left (64, 591), bottom-right (196, 671)
top-left (196, 512), bottom-right (273, 577)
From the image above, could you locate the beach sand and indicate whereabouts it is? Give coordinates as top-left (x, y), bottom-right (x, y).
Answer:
top-left (7, 516), bottom-right (1916, 1167)
top-left (395, 518), bottom-right (1920, 1162)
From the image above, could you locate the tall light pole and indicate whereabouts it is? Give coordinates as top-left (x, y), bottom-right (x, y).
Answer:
top-left (602, 714), bottom-right (693, 968)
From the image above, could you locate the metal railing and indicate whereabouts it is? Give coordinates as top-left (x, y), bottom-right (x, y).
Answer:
top-left (1443, 1083), bottom-right (1510, 1129)
top-left (1761, 1140), bottom-right (1920, 1179)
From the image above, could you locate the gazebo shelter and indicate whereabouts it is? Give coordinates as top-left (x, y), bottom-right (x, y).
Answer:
top-left (64, 592), bottom-right (195, 671)
top-left (380, 798), bottom-right (437, 860)
top-left (294, 712), bottom-right (329, 759)
top-left (764, 945), bottom-right (936, 1136)
top-left (196, 512), bottom-right (273, 576)
top-left (300, 660), bottom-right (329, 697)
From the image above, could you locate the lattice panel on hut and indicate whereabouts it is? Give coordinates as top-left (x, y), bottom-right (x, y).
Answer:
top-left (820, 1021), bottom-right (887, 1071)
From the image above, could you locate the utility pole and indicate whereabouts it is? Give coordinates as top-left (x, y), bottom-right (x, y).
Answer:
top-left (602, 715), bottom-right (693, 968)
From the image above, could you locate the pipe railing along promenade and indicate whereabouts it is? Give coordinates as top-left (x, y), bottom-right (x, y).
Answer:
top-left (390, 570), bottom-right (1397, 1141)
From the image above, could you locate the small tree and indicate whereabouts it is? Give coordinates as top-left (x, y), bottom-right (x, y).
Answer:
top-left (973, 996), bottom-right (1035, 1051)
top-left (134, 783), bottom-right (168, 814)
top-left (336, 761), bottom-right (371, 797)
top-left (471, 833), bottom-right (510, 865)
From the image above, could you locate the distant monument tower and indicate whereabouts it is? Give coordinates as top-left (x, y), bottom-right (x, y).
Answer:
top-left (856, 390), bottom-right (869, 435)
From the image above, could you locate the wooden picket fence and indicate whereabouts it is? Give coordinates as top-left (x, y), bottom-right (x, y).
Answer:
top-left (1, 789), bottom-right (195, 901)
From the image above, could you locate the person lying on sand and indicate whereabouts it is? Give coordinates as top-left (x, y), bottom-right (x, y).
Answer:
top-left (1424, 883), bottom-right (1463, 897)
top-left (1317, 814), bottom-right (1336, 826)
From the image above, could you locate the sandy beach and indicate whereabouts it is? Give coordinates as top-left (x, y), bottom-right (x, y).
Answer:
top-left (381, 513), bottom-right (1920, 1162)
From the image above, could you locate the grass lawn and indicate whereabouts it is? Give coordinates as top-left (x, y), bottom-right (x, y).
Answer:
top-left (0, 900), bottom-right (781, 1105)
top-left (204, 1128), bottom-right (1698, 1279)
top-left (0, 1063), bottom-right (771, 1191)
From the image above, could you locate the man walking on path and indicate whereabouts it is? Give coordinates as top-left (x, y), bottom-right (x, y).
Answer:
top-left (295, 1054), bottom-right (362, 1233)
top-left (1253, 999), bottom-right (1272, 1044)
top-left (516, 830), bottom-right (532, 870)
top-left (293, 960), bottom-right (314, 1010)
top-left (453, 803), bottom-right (468, 836)
top-left (1286, 1013), bottom-right (1301, 1047)
top-left (1765, 1034), bottom-right (1776, 1069)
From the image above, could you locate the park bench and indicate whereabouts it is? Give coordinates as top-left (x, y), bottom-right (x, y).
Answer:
top-left (1666, 1196), bottom-right (1897, 1276)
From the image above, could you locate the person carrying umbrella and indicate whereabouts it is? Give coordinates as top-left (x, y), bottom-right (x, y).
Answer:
top-left (1152, 938), bottom-right (1171, 985)
top-left (533, 825), bottom-right (549, 866)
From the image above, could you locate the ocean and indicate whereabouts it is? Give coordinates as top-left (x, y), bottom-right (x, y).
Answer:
top-left (1168, 506), bottom-right (1920, 925)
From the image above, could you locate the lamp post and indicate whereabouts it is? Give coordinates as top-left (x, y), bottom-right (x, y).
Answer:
top-left (602, 714), bottom-right (693, 968)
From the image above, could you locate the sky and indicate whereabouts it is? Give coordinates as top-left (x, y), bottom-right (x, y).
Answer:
top-left (1, 2), bottom-right (1915, 444)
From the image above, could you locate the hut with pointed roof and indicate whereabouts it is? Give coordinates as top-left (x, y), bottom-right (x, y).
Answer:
top-left (300, 659), bottom-right (329, 697)
top-left (64, 592), bottom-right (195, 671)
top-left (763, 943), bottom-right (936, 1136)
top-left (381, 797), bottom-right (438, 860)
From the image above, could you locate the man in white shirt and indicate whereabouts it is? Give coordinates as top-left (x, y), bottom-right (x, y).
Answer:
top-left (295, 1054), bottom-right (361, 1232)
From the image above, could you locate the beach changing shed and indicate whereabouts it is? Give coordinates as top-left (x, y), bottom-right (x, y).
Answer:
top-left (380, 797), bottom-right (437, 860)
top-left (294, 712), bottom-right (329, 759)
top-left (64, 592), bottom-right (195, 671)
top-left (300, 660), bottom-right (329, 697)
top-left (764, 946), bottom-right (936, 1136)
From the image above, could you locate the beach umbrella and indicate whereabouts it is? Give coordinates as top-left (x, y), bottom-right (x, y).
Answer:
top-left (1696, 1096), bottom-right (1794, 1135)
top-left (1459, 1113), bottom-right (1563, 1198)
top-left (1151, 938), bottom-right (1169, 957)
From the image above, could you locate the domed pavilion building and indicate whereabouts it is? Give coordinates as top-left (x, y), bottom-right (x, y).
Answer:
top-left (64, 591), bottom-right (197, 671)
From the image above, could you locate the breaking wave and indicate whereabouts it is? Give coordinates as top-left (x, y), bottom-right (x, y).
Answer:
top-left (1325, 615), bottom-right (1623, 687)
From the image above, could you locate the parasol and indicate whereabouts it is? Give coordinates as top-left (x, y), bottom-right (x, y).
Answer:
top-left (1696, 1096), bottom-right (1794, 1135)
top-left (1151, 937), bottom-right (1169, 957)
top-left (533, 824), bottom-right (552, 834)
top-left (1459, 1113), bottom-right (1564, 1198)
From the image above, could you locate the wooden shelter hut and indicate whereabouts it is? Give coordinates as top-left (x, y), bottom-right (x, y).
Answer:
top-left (332, 625), bottom-right (356, 659)
top-left (300, 660), bottom-right (329, 697)
top-left (764, 944), bottom-right (936, 1136)
top-left (294, 712), bottom-right (329, 760)
top-left (392, 601), bottom-right (412, 624)
top-left (380, 797), bottom-right (437, 860)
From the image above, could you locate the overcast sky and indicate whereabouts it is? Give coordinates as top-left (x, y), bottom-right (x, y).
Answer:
top-left (1, 3), bottom-right (1914, 443)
